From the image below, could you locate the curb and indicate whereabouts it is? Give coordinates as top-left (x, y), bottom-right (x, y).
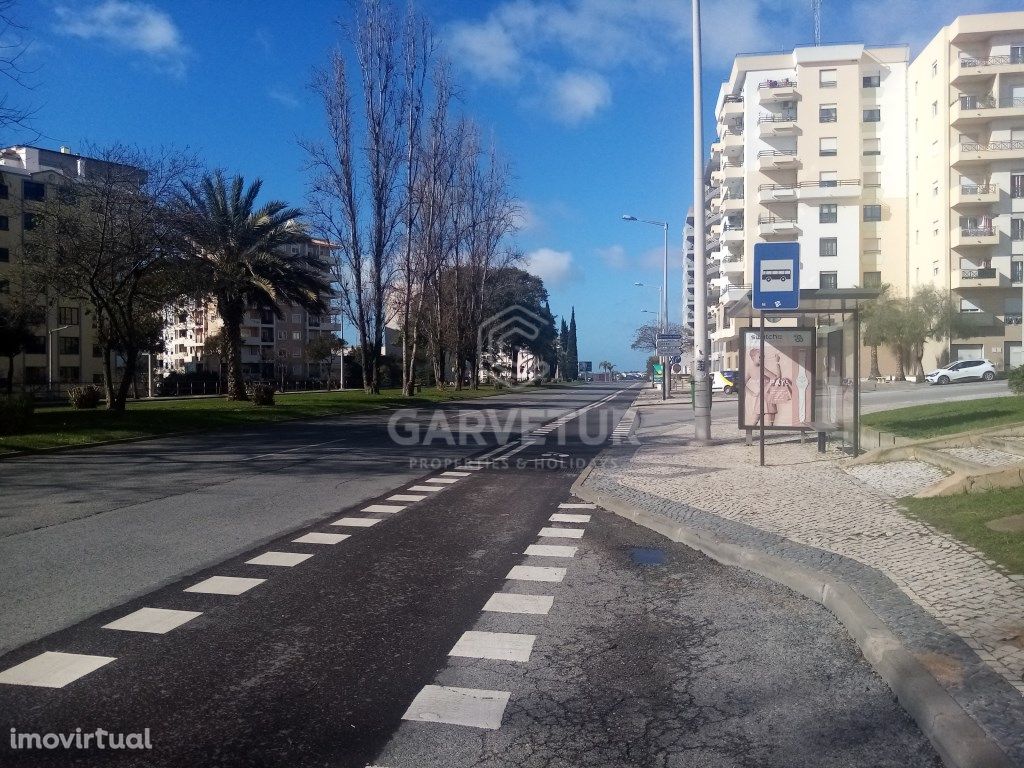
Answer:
top-left (569, 457), bottom-right (1014, 768)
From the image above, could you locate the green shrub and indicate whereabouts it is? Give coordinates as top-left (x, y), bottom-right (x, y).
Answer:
top-left (1009, 366), bottom-right (1024, 395)
top-left (248, 383), bottom-right (275, 406)
top-left (0, 394), bottom-right (35, 435)
top-left (68, 385), bottom-right (102, 409)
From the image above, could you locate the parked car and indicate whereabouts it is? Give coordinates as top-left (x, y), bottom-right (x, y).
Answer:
top-left (924, 359), bottom-right (996, 385)
top-left (711, 369), bottom-right (739, 394)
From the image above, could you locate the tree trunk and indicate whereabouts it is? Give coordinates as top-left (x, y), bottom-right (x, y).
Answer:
top-left (5, 355), bottom-right (13, 395)
top-left (101, 346), bottom-right (116, 408)
top-left (111, 351), bottom-right (137, 412)
top-left (224, 308), bottom-right (247, 401)
top-left (893, 344), bottom-right (906, 381)
top-left (869, 345), bottom-right (881, 379)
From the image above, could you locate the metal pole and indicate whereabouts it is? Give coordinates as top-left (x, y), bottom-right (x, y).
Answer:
top-left (662, 227), bottom-right (669, 401)
top-left (759, 317), bottom-right (765, 466)
top-left (692, 0), bottom-right (712, 442)
top-left (339, 313), bottom-right (345, 391)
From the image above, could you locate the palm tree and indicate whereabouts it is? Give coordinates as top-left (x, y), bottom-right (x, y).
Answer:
top-left (174, 172), bottom-right (331, 400)
top-left (599, 360), bottom-right (615, 377)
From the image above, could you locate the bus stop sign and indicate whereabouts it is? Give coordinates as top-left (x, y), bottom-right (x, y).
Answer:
top-left (753, 242), bottom-right (800, 311)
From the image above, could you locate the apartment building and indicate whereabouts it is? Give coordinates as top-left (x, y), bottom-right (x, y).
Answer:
top-left (0, 145), bottom-right (126, 389)
top-left (684, 207), bottom-right (695, 331)
top-left (909, 12), bottom-right (1024, 372)
top-left (706, 43), bottom-right (910, 370)
top-left (160, 238), bottom-right (341, 382)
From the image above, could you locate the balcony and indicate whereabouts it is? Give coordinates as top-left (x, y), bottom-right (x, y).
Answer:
top-left (954, 55), bottom-right (1024, 83)
top-left (722, 160), bottom-right (744, 180)
top-left (958, 311), bottom-right (998, 330)
top-left (758, 112), bottom-right (798, 136)
top-left (951, 226), bottom-right (999, 249)
top-left (952, 267), bottom-right (1001, 288)
top-left (721, 195), bottom-right (744, 214)
top-left (757, 78), bottom-right (798, 103)
top-left (952, 95), bottom-right (1024, 125)
top-left (722, 226), bottom-right (744, 245)
top-left (952, 139), bottom-right (1024, 166)
top-left (757, 150), bottom-right (800, 171)
top-left (721, 284), bottom-right (751, 304)
top-left (721, 94), bottom-right (744, 118)
top-left (796, 179), bottom-right (862, 201)
top-left (952, 184), bottom-right (999, 208)
top-left (758, 183), bottom-right (798, 203)
top-left (757, 216), bottom-right (800, 237)
top-left (721, 127), bottom-right (744, 155)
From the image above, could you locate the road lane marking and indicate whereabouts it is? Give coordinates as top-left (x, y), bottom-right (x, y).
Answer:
top-left (292, 532), bottom-right (350, 545)
top-left (538, 527), bottom-right (584, 539)
top-left (524, 544), bottom-right (577, 558)
top-left (482, 593), bottom-right (554, 614)
top-left (550, 513), bottom-right (591, 523)
top-left (331, 517), bottom-right (381, 527)
top-left (0, 652), bottom-right (116, 689)
top-left (363, 504), bottom-right (407, 513)
top-left (246, 552), bottom-right (314, 567)
top-left (102, 607), bottom-right (202, 634)
top-left (185, 576), bottom-right (265, 595)
top-left (558, 503), bottom-right (596, 509)
top-left (408, 485), bottom-right (444, 492)
top-left (449, 631), bottom-right (536, 662)
top-left (506, 565), bottom-right (566, 583)
top-left (402, 685), bottom-right (510, 729)
top-left (424, 478), bottom-right (459, 485)
top-left (387, 494), bottom-right (427, 502)
top-left (441, 471), bottom-right (471, 478)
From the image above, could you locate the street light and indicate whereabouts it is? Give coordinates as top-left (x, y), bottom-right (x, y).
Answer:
top-left (691, 0), bottom-right (712, 442)
top-left (624, 214), bottom-right (670, 400)
top-left (47, 325), bottom-right (71, 392)
top-left (634, 282), bottom-right (663, 328)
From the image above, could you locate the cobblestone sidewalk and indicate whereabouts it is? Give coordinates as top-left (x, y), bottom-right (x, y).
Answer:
top-left (586, 399), bottom-right (1024, 765)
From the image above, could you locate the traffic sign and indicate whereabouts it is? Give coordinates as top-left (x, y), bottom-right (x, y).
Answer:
top-left (656, 339), bottom-right (682, 356)
top-left (753, 242), bottom-right (800, 311)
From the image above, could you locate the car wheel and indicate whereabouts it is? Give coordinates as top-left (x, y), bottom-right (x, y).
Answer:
top-left (983, 371), bottom-right (995, 381)
top-left (724, 385), bottom-right (733, 395)
top-left (938, 375), bottom-right (950, 384)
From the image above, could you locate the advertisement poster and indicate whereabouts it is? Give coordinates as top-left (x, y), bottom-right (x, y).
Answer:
top-left (739, 328), bottom-right (814, 430)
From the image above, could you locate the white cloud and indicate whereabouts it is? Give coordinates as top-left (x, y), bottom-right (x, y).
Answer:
top-left (512, 200), bottom-right (541, 232)
top-left (597, 244), bottom-right (627, 269)
top-left (55, 0), bottom-right (187, 75)
top-left (448, 18), bottom-right (522, 83)
top-left (525, 247), bottom-right (576, 286)
top-left (549, 70), bottom-right (610, 123)
top-left (268, 88), bottom-right (301, 109)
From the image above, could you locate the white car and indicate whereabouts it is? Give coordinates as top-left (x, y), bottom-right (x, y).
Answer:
top-left (924, 359), bottom-right (996, 385)
top-left (710, 369), bottom-right (739, 394)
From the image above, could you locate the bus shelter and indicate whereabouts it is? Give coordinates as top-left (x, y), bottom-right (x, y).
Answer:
top-left (726, 288), bottom-right (880, 462)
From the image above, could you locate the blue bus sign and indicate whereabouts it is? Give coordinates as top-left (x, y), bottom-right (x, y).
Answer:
top-left (753, 242), bottom-right (800, 311)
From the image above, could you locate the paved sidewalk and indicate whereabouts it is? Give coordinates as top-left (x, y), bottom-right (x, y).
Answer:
top-left (586, 394), bottom-right (1024, 766)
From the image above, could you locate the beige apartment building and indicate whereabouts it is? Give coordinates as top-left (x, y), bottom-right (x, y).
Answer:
top-left (909, 11), bottom-right (1024, 372)
top-left (706, 44), bottom-right (910, 371)
top-left (0, 145), bottom-right (118, 390)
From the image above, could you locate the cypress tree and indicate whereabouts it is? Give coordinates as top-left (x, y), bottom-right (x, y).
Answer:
top-left (567, 307), bottom-right (579, 381)
top-left (558, 318), bottom-right (569, 381)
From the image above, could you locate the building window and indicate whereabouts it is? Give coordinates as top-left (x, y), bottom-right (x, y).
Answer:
top-left (261, 328), bottom-right (274, 342)
top-left (820, 272), bottom-right (838, 290)
top-left (819, 171), bottom-right (838, 188)
top-left (1012, 173), bottom-right (1024, 199)
top-left (0, 247), bottom-right (7, 263)
top-left (863, 138), bottom-right (881, 156)
top-left (92, 344), bottom-right (103, 358)
top-left (22, 213), bottom-right (36, 230)
top-left (931, 101), bottom-right (938, 116)
top-left (862, 74), bottom-right (880, 88)
top-left (819, 204), bottom-right (838, 223)
top-left (292, 331), bottom-right (300, 341)
top-left (22, 181), bottom-right (45, 201)
top-left (863, 108), bottom-right (881, 122)
top-left (819, 237), bottom-right (838, 257)
top-left (819, 137), bottom-right (837, 156)
top-left (260, 309), bottom-right (274, 324)
top-left (864, 171), bottom-right (881, 188)
top-left (0, 183), bottom-right (8, 199)
top-left (931, 61), bottom-right (937, 77)
top-left (1013, 218), bottom-right (1024, 241)
top-left (291, 313), bottom-right (300, 324)
top-left (863, 271), bottom-right (882, 288)
top-left (1014, 262), bottom-right (1024, 283)
top-left (58, 336), bottom-right (80, 355)
top-left (863, 204), bottom-right (882, 222)
top-left (0, 279), bottom-right (8, 294)
top-left (819, 69), bottom-right (837, 87)
top-left (58, 306), bottom-right (80, 325)
top-left (819, 104), bottom-right (837, 122)
top-left (0, 215), bottom-right (8, 230)
top-left (58, 366), bottom-right (80, 383)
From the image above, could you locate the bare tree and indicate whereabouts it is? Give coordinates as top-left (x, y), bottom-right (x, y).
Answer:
top-left (305, 0), bottom-right (404, 394)
top-left (0, 1), bottom-right (38, 140)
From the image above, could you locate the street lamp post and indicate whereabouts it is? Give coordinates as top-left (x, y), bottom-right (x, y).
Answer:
top-left (47, 325), bottom-right (71, 393)
top-left (624, 215), bottom-right (670, 401)
top-left (691, 0), bottom-right (712, 442)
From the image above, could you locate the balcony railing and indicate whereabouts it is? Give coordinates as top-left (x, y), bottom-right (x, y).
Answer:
top-left (960, 227), bottom-right (995, 238)
top-left (960, 55), bottom-right (1024, 67)
top-left (757, 78), bottom-right (797, 89)
top-left (758, 112), bottom-right (797, 123)
top-left (960, 267), bottom-right (997, 279)
top-left (958, 94), bottom-right (1024, 109)
top-left (961, 184), bottom-right (995, 195)
top-left (756, 150), bottom-right (798, 158)
top-left (757, 216), bottom-right (798, 226)
top-left (960, 140), bottom-right (1024, 152)
top-left (723, 94), bottom-right (743, 103)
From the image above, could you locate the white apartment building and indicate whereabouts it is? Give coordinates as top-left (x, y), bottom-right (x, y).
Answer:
top-left (706, 44), bottom-right (910, 371)
top-left (910, 12), bottom-right (1024, 372)
top-left (160, 238), bottom-right (341, 382)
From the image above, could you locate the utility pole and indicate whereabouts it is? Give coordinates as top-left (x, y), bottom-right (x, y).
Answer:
top-left (692, 0), bottom-right (712, 442)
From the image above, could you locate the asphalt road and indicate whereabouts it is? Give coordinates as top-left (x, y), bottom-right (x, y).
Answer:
top-left (0, 383), bottom-right (941, 767)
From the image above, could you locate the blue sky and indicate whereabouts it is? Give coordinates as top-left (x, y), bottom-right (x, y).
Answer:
top-left (10, 0), bottom-right (1020, 369)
